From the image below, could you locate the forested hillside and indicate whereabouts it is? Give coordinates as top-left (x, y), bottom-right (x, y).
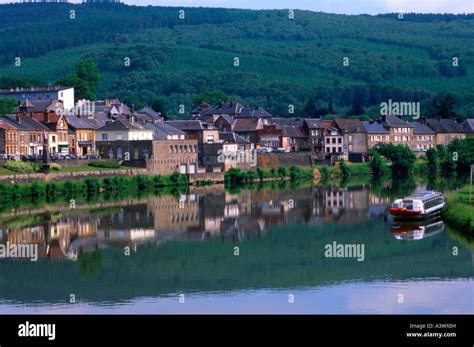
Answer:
top-left (0, 3), bottom-right (473, 118)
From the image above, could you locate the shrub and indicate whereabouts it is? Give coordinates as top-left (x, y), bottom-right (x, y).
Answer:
top-left (88, 161), bottom-right (121, 169)
top-left (3, 160), bottom-right (40, 173)
top-left (319, 166), bottom-right (329, 180)
top-left (277, 167), bottom-right (287, 179)
top-left (50, 163), bottom-right (61, 171)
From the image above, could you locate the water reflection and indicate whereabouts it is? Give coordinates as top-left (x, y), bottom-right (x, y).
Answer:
top-left (0, 180), bottom-right (472, 314)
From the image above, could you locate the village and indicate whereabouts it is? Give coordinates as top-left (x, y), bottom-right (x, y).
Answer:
top-left (0, 85), bottom-right (472, 178)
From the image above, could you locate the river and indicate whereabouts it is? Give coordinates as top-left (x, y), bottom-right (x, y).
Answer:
top-left (0, 178), bottom-right (472, 314)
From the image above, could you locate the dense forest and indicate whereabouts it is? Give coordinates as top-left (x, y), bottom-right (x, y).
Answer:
top-left (0, 3), bottom-right (473, 118)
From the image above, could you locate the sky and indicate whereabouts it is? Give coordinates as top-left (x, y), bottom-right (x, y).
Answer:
top-left (1, 0), bottom-right (474, 14)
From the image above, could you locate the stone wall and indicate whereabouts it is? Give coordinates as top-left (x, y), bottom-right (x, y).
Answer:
top-left (0, 168), bottom-right (148, 183)
top-left (257, 152), bottom-right (313, 169)
top-left (188, 172), bottom-right (225, 184)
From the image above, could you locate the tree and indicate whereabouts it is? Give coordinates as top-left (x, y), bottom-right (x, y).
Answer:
top-left (151, 98), bottom-right (167, 120)
top-left (57, 59), bottom-right (100, 101)
top-left (426, 148), bottom-right (438, 174)
top-left (429, 92), bottom-right (457, 118)
top-left (192, 90), bottom-right (229, 108)
top-left (373, 143), bottom-right (416, 176)
top-left (369, 151), bottom-right (388, 177)
top-left (0, 98), bottom-right (18, 117)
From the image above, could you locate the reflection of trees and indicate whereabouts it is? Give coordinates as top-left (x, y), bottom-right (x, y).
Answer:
top-left (77, 250), bottom-right (103, 279)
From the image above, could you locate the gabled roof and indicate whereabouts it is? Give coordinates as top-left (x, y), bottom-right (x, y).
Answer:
top-left (14, 99), bottom-right (64, 114)
top-left (281, 125), bottom-right (306, 138)
top-left (137, 106), bottom-right (161, 118)
top-left (143, 121), bottom-right (185, 140)
top-left (427, 118), bottom-right (465, 133)
top-left (334, 119), bottom-right (366, 133)
top-left (65, 114), bottom-right (105, 130)
top-left (0, 118), bottom-right (18, 130)
top-left (239, 106), bottom-right (272, 118)
top-left (408, 122), bottom-right (435, 134)
top-left (381, 115), bottom-right (412, 128)
top-left (165, 120), bottom-right (214, 131)
top-left (5, 114), bottom-right (49, 131)
top-left (362, 121), bottom-right (389, 134)
top-left (303, 118), bottom-right (324, 129)
top-left (219, 131), bottom-right (251, 144)
top-left (462, 119), bottom-right (474, 133)
top-left (216, 114), bottom-right (236, 125)
top-left (232, 117), bottom-right (261, 132)
top-left (97, 119), bottom-right (151, 132)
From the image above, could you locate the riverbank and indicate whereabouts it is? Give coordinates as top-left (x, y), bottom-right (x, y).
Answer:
top-left (442, 186), bottom-right (474, 235)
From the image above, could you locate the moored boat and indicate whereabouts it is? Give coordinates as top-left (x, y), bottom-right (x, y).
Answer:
top-left (389, 191), bottom-right (445, 219)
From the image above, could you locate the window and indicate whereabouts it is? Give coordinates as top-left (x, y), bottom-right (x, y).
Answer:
top-left (116, 133), bottom-right (123, 140)
top-left (52, 136), bottom-right (56, 143)
top-left (348, 135), bottom-right (353, 143)
top-left (332, 138), bottom-right (336, 144)
top-left (326, 138), bottom-right (330, 144)
top-left (338, 138), bottom-right (342, 144)
top-left (102, 133), bottom-right (108, 141)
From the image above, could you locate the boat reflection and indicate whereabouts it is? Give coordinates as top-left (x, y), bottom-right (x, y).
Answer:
top-left (389, 218), bottom-right (445, 241)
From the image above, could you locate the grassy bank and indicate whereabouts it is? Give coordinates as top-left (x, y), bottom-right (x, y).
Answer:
top-left (0, 172), bottom-right (188, 206)
top-left (225, 163), bottom-right (373, 185)
top-left (442, 186), bottom-right (474, 236)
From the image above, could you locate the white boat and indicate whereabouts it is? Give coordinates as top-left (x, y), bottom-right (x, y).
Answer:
top-left (390, 191), bottom-right (445, 219)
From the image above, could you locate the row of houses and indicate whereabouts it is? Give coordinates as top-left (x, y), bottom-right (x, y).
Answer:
top-left (1, 89), bottom-right (473, 174)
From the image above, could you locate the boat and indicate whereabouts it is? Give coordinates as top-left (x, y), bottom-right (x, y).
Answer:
top-left (389, 191), bottom-right (445, 219)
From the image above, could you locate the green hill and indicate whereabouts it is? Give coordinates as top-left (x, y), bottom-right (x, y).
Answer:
top-left (0, 3), bottom-right (473, 117)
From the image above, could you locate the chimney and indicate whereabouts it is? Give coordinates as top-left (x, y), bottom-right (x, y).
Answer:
top-left (16, 114), bottom-right (21, 124)
top-left (420, 116), bottom-right (427, 125)
top-left (131, 104), bottom-right (135, 114)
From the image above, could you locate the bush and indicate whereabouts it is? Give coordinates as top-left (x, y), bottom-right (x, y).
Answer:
top-left (88, 161), bottom-right (121, 169)
top-left (3, 160), bottom-right (40, 173)
top-left (319, 166), bottom-right (329, 180)
top-left (277, 167), bottom-right (287, 179)
top-left (50, 163), bottom-right (61, 171)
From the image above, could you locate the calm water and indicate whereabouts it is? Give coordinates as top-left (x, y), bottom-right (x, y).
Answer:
top-left (0, 180), bottom-right (473, 314)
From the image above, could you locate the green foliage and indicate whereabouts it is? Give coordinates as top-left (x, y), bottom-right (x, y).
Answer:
top-left (0, 97), bottom-right (17, 116)
top-left (3, 160), bottom-right (40, 173)
top-left (151, 98), bottom-right (167, 119)
top-left (57, 59), bottom-right (100, 100)
top-left (88, 160), bottom-right (121, 169)
top-left (1, 5), bottom-right (473, 118)
top-left (50, 163), bottom-right (61, 171)
top-left (192, 90), bottom-right (229, 108)
top-left (370, 151), bottom-right (388, 177)
top-left (373, 144), bottom-right (416, 176)
top-left (443, 188), bottom-right (474, 235)
top-left (426, 148), bottom-right (438, 173)
top-left (339, 160), bottom-right (350, 178)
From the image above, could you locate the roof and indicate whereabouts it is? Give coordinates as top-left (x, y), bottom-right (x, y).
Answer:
top-left (462, 119), bottom-right (474, 133)
top-left (281, 125), bottom-right (306, 138)
top-left (406, 191), bottom-right (443, 202)
top-left (65, 115), bottom-right (105, 130)
top-left (381, 115), bottom-right (412, 128)
top-left (362, 121), bottom-right (389, 134)
top-left (165, 120), bottom-right (213, 131)
top-left (219, 131), bottom-right (251, 144)
top-left (239, 106), bottom-right (272, 118)
top-left (427, 118), bottom-right (465, 133)
top-left (137, 106), bottom-right (161, 118)
top-left (334, 119), bottom-right (366, 133)
top-left (97, 119), bottom-right (151, 132)
top-left (0, 86), bottom-right (73, 94)
top-left (0, 118), bottom-right (18, 130)
top-left (13, 99), bottom-right (64, 114)
top-left (232, 117), bottom-right (261, 132)
top-left (5, 114), bottom-right (49, 131)
top-left (409, 122), bottom-right (435, 134)
top-left (303, 118), bottom-right (324, 129)
top-left (217, 114), bottom-right (235, 125)
top-left (271, 117), bottom-right (305, 127)
top-left (143, 121), bottom-right (185, 140)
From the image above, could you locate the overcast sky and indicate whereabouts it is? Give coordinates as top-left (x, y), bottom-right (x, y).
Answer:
top-left (1, 0), bottom-right (473, 14)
